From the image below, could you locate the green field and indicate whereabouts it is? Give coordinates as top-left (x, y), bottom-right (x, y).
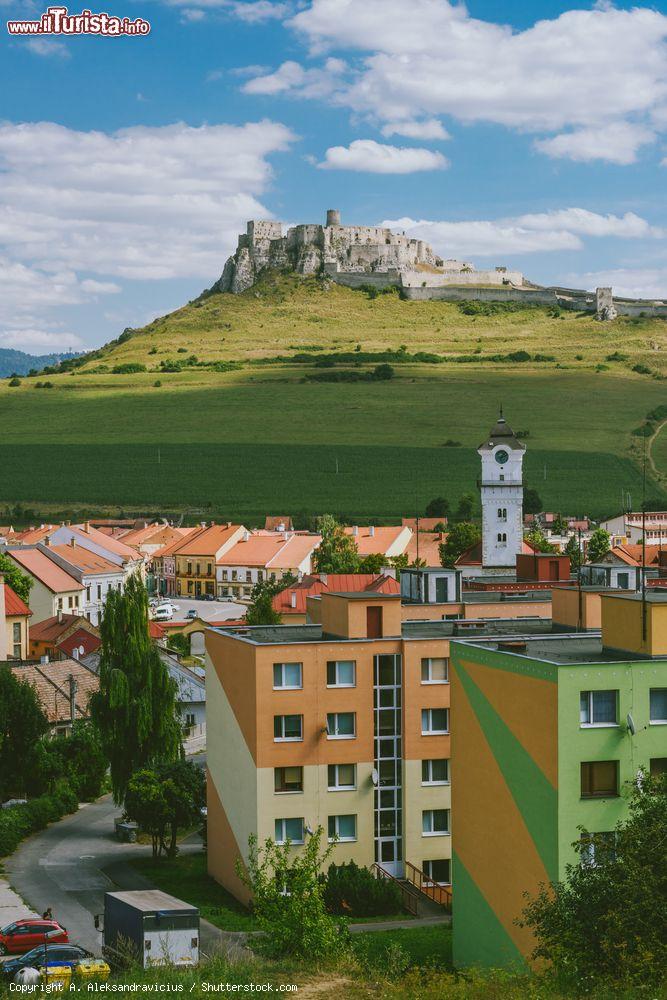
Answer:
top-left (2, 274), bottom-right (667, 519)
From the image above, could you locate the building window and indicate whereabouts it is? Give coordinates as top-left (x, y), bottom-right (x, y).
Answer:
top-left (274, 766), bottom-right (303, 793)
top-left (58, 597), bottom-right (64, 610)
top-left (650, 757), bottom-right (667, 777)
top-left (221, 570), bottom-right (228, 581)
top-left (207, 563), bottom-right (212, 576)
top-left (423, 859), bottom-right (451, 885)
top-left (274, 818), bottom-right (304, 844)
top-left (273, 662), bottom-right (303, 689)
top-left (245, 571), bottom-right (252, 583)
top-left (326, 660), bottom-right (356, 687)
top-left (12, 622), bottom-right (21, 643)
top-left (328, 763), bottom-right (356, 790)
top-left (421, 708), bottom-right (449, 735)
top-left (497, 533), bottom-right (507, 545)
top-left (97, 584), bottom-right (102, 600)
top-left (580, 831), bottom-right (616, 866)
top-left (497, 507), bottom-right (507, 521)
top-left (421, 759), bottom-right (449, 785)
top-left (422, 809), bottom-right (450, 836)
top-left (581, 760), bottom-right (619, 799)
top-left (421, 658), bottom-right (448, 684)
top-left (580, 690), bottom-right (618, 727)
top-left (328, 814), bottom-right (357, 842)
top-left (274, 715), bottom-right (303, 742)
top-left (649, 688), bottom-right (667, 724)
top-left (326, 712), bottom-right (355, 739)
top-left (86, 587), bottom-right (90, 602)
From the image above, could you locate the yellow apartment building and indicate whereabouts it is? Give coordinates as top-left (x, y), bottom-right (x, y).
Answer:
top-left (175, 524), bottom-right (245, 598)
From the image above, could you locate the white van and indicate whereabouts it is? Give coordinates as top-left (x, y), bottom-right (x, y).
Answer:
top-left (153, 606), bottom-right (173, 621)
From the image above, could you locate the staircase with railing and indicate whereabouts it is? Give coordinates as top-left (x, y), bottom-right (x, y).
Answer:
top-left (372, 862), bottom-right (452, 916)
top-left (404, 861), bottom-right (452, 910)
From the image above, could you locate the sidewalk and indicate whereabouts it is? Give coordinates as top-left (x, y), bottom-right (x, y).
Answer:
top-left (0, 876), bottom-right (37, 926)
top-left (349, 915), bottom-right (451, 933)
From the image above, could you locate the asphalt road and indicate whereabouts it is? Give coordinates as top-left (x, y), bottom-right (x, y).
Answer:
top-left (151, 597), bottom-right (245, 623)
top-left (4, 792), bottom-right (237, 960)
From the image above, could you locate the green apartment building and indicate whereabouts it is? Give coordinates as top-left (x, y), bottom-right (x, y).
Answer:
top-left (450, 590), bottom-right (667, 969)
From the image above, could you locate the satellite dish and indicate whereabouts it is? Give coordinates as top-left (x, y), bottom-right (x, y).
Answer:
top-left (305, 824), bottom-right (314, 836)
top-left (627, 713), bottom-right (636, 736)
top-left (371, 768), bottom-right (379, 786)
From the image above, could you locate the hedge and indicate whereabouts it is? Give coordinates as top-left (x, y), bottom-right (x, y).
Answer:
top-left (0, 785), bottom-right (79, 857)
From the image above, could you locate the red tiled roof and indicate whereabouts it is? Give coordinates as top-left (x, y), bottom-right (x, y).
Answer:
top-left (6, 548), bottom-right (83, 594)
top-left (401, 517), bottom-right (448, 531)
top-left (149, 621), bottom-right (166, 639)
top-left (3, 583), bottom-right (32, 617)
top-left (30, 613), bottom-right (95, 643)
top-left (48, 544), bottom-right (123, 576)
top-left (10, 659), bottom-right (98, 724)
top-left (343, 526), bottom-right (410, 556)
top-left (57, 629), bottom-right (101, 659)
top-left (603, 543), bottom-right (661, 567)
top-left (273, 573), bottom-right (399, 615)
top-left (220, 533), bottom-right (321, 569)
top-left (404, 531), bottom-right (447, 567)
top-left (264, 516), bottom-right (294, 531)
top-left (13, 525), bottom-right (56, 544)
top-left (72, 524), bottom-right (140, 562)
top-left (175, 524), bottom-right (243, 557)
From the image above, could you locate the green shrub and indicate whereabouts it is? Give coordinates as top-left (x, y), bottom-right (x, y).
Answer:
top-left (322, 861), bottom-right (402, 917)
top-left (606, 351), bottom-right (629, 362)
top-left (374, 364), bottom-right (395, 380)
top-left (112, 363), bottom-right (147, 374)
top-left (0, 788), bottom-right (78, 858)
top-left (632, 364), bottom-right (652, 375)
top-left (8, 377), bottom-right (21, 387)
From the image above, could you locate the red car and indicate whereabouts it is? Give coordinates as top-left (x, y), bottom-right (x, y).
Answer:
top-left (0, 919), bottom-right (68, 955)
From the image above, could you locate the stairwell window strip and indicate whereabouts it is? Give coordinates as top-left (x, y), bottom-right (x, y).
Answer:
top-left (326, 660), bottom-right (356, 687)
top-left (275, 817), bottom-right (304, 844)
top-left (421, 657), bottom-right (449, 684)
top-left (422, 759), bottom-right (449, 785)
top-left (328, 763), bottom-right (356, 790)
top-left (422, 809), bottom-right (450, 836)
top-left (328, 814), bottom-right (357, 842)
top-left (273, 662), bottom-right (303, 689)
top-left (580, 690), bottom-right (618, 727)
top-left (326, 712), bottom-right (356, 739)
top-left (421, 708), bottom-right (449, 735)
top-left (274, 714), bottom-right (303, 742)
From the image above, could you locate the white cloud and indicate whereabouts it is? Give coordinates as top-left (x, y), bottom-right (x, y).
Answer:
top-left (180, 8), bottom-right (207, 21)
top-left (382, 208), bottom-right (663, 258)
top-left (243, 58), bottom-right (345, 97)
top-left (80, 279), bottom-right (122, 294)
top-left (24, 39), bottom-right (70, 59)
top-left (319, 139), bottom-right (448, 173)
top-left (237, 0), bottom-right (667, 162)
top-left (0, 327), bottom-right (85, 351)
top-left (381, 119), bottom-right (449, 140)
top-left (231, 1), bottom-right (293, 22)
top-left (535, 123), bottom-right (656, 165)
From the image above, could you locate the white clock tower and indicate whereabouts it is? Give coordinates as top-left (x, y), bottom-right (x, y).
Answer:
top-left (477, 411), bottom-right (525, 570)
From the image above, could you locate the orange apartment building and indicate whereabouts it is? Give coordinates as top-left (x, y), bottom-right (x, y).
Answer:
top-left (205, 584), bottom-right (553, 904)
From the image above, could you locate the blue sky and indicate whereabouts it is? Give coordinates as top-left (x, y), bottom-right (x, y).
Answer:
top-left (2, 0), bottom-right (667, 353)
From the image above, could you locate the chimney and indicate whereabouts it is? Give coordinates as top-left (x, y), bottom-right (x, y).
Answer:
top-left (44, 535), bottom-right (51, 547)
top-left (290, 592), bottom-right (297, 609)
top-left (243, 529), bottom-right (250, 543)
top-left (40, 654), bottom-right (49, 665)
top-left (83, 522), bottom-right (90, 533)
top-left (57, 608), bottom-right (63, 624)
top-left (369, 525), bottom-right (375, 537)
top-left (70, 537), bottom-right (76, 548)
top-left (352, 526), bottom-right (359, 537)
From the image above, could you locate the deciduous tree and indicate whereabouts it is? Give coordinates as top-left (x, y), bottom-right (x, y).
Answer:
top-left (0, 553), bottom-right (33, 604)
top-left (0, 666), bottom-right (48, 799)
top-left (439, 523), bottom-right (481, 567)
top-left (313, 515), bottom-right (360, 573)
top-left (586, 528), bottom-right (611, 563)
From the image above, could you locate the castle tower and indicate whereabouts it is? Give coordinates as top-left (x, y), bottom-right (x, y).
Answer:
top-left (477, 411), bottom-right (525, 570)
top-left (326, 209), bottom-right (341, 227)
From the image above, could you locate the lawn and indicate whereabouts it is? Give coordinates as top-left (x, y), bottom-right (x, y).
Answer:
top-left (351, 924), bottom-right (452, 970)
top-left (131, 852), bottom-right (257, 932)
top-left (1, 367), bottom-right (665, 519)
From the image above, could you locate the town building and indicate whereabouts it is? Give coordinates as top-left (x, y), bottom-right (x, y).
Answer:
top-left (217, 531), bottom-right (322, 600)
top-left (10, 658), bottom-right (99, 736)
top-left (45, 523), bottom-right (144, 582)
top-left (29, 612), bottom-right (100, 662)
top-left (174, 524), bottom-right (246, 598)
top-left (272, 573), bottom-right (400, 624)
top-left (601, 510), bottom-right (667, 545)
top-left (478, 413), bottom-right (525, 573)
top-left (2, 581), bottom-right (31, 660)
top-left (343, 525), bottom-right (412, 559)
top-left (582, 543), bottom-right (662, 590)
top-left (450, 590), bottom-right (667, 969)
top-left (36, 540), bottom-right (126, 625)
top-left (205, 588), bottom-right (554, 904)
top-left (151, 528), bottom-right (205, 597)
top-left (2, 546), bottom-right (84, 623)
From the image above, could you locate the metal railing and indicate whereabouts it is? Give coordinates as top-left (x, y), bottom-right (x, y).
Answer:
top-left (404, 861), bottom-right (452, 910)
top-left (371, 864), bottom-right (419, 916)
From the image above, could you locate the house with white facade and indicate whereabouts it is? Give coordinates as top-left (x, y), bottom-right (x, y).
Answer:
top-left (2, 546), bottom-right (85, 624)
top-left (37, 539), bottom-right (125, 625)
top-left (601, 511), bottom-right (667, 546)
top-left (217, 531), bottom-right (321, 600)
top-left (46, 522), bottom-right (144, 582)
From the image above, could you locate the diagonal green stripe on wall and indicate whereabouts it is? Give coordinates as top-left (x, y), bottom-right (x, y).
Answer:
top-left (452, 851), bottom-right (526, 969)
top-left (454, 659), bottom-right (558, 882)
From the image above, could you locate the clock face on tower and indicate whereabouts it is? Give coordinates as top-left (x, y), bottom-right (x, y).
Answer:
top-left (494, 449), bottom-right (509, 465)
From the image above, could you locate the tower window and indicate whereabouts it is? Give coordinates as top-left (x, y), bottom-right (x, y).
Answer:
top-left (497, 507), bottom-right (507, 520)
top-left (497, 533), bottom-right (507, 545)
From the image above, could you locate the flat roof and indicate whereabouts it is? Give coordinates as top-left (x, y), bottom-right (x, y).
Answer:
top-left (453, 631), bottom-right (666, 664)
top-left (323, 591), bottom-right (401, 600)
top-left (106, 890), bottom-right (198, 914)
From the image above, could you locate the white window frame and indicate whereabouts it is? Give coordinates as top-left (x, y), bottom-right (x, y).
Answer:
top-left (327, 763), bottom-right (357, 791)
top-left (274, 714), bottom-right (303, 742)
top-left (328, 814), bottom-right (357, 843)
top-left (421, 759), bottom-right (449, 785)
top-left (274, 817), bottom-right (304, 845)
top-left (421, 708), bottom-right (449, 735)
top-left (649, 688), bottom-right (667, 725)
top-left (423, 859), bottom-right (451, 886)
top-left (421, 657), bottom-right (449, 685)
top-left (326, 712), bottom-right (356, 740)
top-left (422, 809), bottom-right (450, 837)
top-left (326, 660), bottom-right (356, 688)
top-left (274, 766), bottom-right (304, 795)
top-left (273, 662), bottom-right (303, 690)
top-left (580, 690), bottom-right (619, 728)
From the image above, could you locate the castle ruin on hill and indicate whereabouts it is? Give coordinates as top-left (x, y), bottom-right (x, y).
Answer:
top-left (216, 209), bottom-right (667, 320)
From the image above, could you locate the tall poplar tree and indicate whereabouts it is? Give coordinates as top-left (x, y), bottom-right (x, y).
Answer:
top-left (90, 573), bottom-right (182, 803)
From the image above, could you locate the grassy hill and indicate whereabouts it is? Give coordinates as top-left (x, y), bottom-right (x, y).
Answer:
top-left (2, 272), bottom-right (667, 521)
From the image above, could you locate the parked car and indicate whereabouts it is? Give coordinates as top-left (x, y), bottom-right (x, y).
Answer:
top-left (0, 920), bottom-right (68, 955)
top-left (201, 594), bottom-right (215, 601)
top-left (185, 609), bottom-right (198, 620)
top-left (1, 943), bottom-right (93, 980)
top-left (153, 607), bottom-right (173, 621)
